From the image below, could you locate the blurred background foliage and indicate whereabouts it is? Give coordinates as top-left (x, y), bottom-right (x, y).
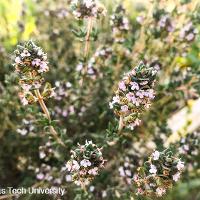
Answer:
top-left (0, 0), bottom-right (200, 199)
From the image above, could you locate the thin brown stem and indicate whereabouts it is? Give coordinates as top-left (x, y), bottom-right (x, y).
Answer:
top-left (34, 89), bottom-right (66, 147)
top-left (80, 17), bottom-right (94, 86)
top-left (118, 116), bottom-right (124, 133)
top-left (34, 89), bottom-right (51, 121)
top-left (84, 17), bottom-right (93, 59)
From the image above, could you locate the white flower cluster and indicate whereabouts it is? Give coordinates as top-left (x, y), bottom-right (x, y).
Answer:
top-left (14, 41), bottom-right (48, 75)
top-left (87, 46), bottom-right (112, 78)
top-left (134, 149), bottom-right (184, 197)
top-left (110, 62), bottom-right (158, 130)
top-left (178, 132), bottom-right (199, 156)
top-left (65, 140), bottom-right (105, 187)
top-left (180, 22), bottom-right (198, 42)
top-left (57, 8), bottom-right (69, 19)
top-left (177, 132), bottom-right (200, 171)
top-left (54, 81), bottom-right (72, 101)
top-left (118, 155), bottom-right (140, 185)
top-left (158, 14), bottom-right (175, 32)
top-left (13, 41), bottom-right (55, 106)
top-left (110, 5), bottom-right (129, 43)
top-left (76, 46), bottom-right (112, 78)
top-left (70, 0), bottom-right (106, 19)
top-left (16, 118), bottom-right (35, 136)
top-left (35, 163), bottom-right (62, 186)
top-left (39, 142), bottom-right (54, 161)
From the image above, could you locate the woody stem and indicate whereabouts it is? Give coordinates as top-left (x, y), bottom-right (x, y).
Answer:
top-left (80, 17), bottom-right (93, 86)
top-left (84, 17), bottom-right (93, 59)
top-left (118, 116), bottom-right (124, 133)
top-left (34, 89), bottom-right (65, 147)
top-left (35, 89), bottom-right (51, 121)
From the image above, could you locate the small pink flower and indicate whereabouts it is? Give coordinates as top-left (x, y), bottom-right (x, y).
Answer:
top-left (134, 99), bottom-right (140, 107)
top-left (126, 92), bottom-right (135, 102)
top-left (133, 175), bottom-right (139, 182)
top-left (32, 58), bottom-right (41, 66)
top-left (118, 166), bottom-right (125, 177)
top-left (136, 91), bottom-right (144, 98)
top-left (156, 187), bottom-right (166, 197)
top-left (113, 96), bottom-right (120, 103)
top-left (22, 98), bottom-right (28, 105)
top-left (177, 160), bottom-right (184, 171)
top-left (15, 56), bottom-right (21, 64)
top-left (147, 89), bottom-right (155, 99)
top-left (21, 84), bottom-right (31, 92)
top-left (88, 68), bottom-right (95, 75)
top-left (80, 159), bottom-right (91, 167)
top-left (39, 61), bottom-right (49, 73)
top-left (88, 167), bottom-right (98, 175)
top-left (65, 175), bottom-right (72, 182)
top-left (109, 102), bottom-right (114, 109)
top-left (21, 50), bottom-right (31, 57)
top-left (33, 82), bottom-right (41, 89)
top-left (173, 172), bottom-right (180, 182)
top-left (66, 161), bottom-right (73, 171)
top-left (17, 128), bottom-right (28, 136)
top-left (136, 188), bottom-right (144, 195)
top-left (183, 144), bottom-right (189, 151)
top-left (36, 173), bottom-right (44, 180)
top-left (84, 0), bottom-right (94, 8)
top-left (136, 16), bottom-right (144, 24)
top-left (37, 49), bottom-right (43, 56)
top-left (62, 110), bottom-right (68, 117)
top-left (134, 118), bottom-right (141, 126)
top-left (72, 160), bottom-right (80, 171)
top-left (76, 63), bottom-right (83, 71)
top-left (121, 105), bottom-right (129, 112)
top-left (140, 81), bottom-right (148, 85)
top-left (69, 106), bottom-right (75, 114)
top-left (119, 81), bottom-right (126, 91)
top-left (130, 82), bottom-right (139, 90)
top-left (149, 164), bottom-right (157, 174)
top-left (152, 150), bottom-right (160, 160)
top-left (186, 33), bottom-right (194, 41)
top-left (125, 169), bottom-right (131, 177)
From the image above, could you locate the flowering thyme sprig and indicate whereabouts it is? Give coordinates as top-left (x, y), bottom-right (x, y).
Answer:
top-left (133, 149), bottom-right (184, 197)
top-left (70, 0), bottom-right (106, 58)
top-left (14, 40), bottom-right (54, 105)
top-left (70, 0), bottom-right (106, 20)
top-left (110, 5), bottom-right (130, 43)
top-left (13, 40), bottom-right (65, 147)
top-left (70, 0), bottom-right (107, 84)
top-left (65, 140), bottom-right (105, 189)
top-left (109, 62), bottom-right (158, 131)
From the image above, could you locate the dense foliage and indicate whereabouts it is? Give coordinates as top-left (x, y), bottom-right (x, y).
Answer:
top-left (0, 0), bottom-right (200, 199)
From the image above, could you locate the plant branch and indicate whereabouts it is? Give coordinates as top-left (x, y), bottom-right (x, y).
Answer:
top-left (34, 89), bottom-right (66, 147)
top-left (84, 17), bottom-right (93, 59)
top-left (80, 17), bottom-right (93, 86)
top-left (118, 116), bottom-right (124, 133)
